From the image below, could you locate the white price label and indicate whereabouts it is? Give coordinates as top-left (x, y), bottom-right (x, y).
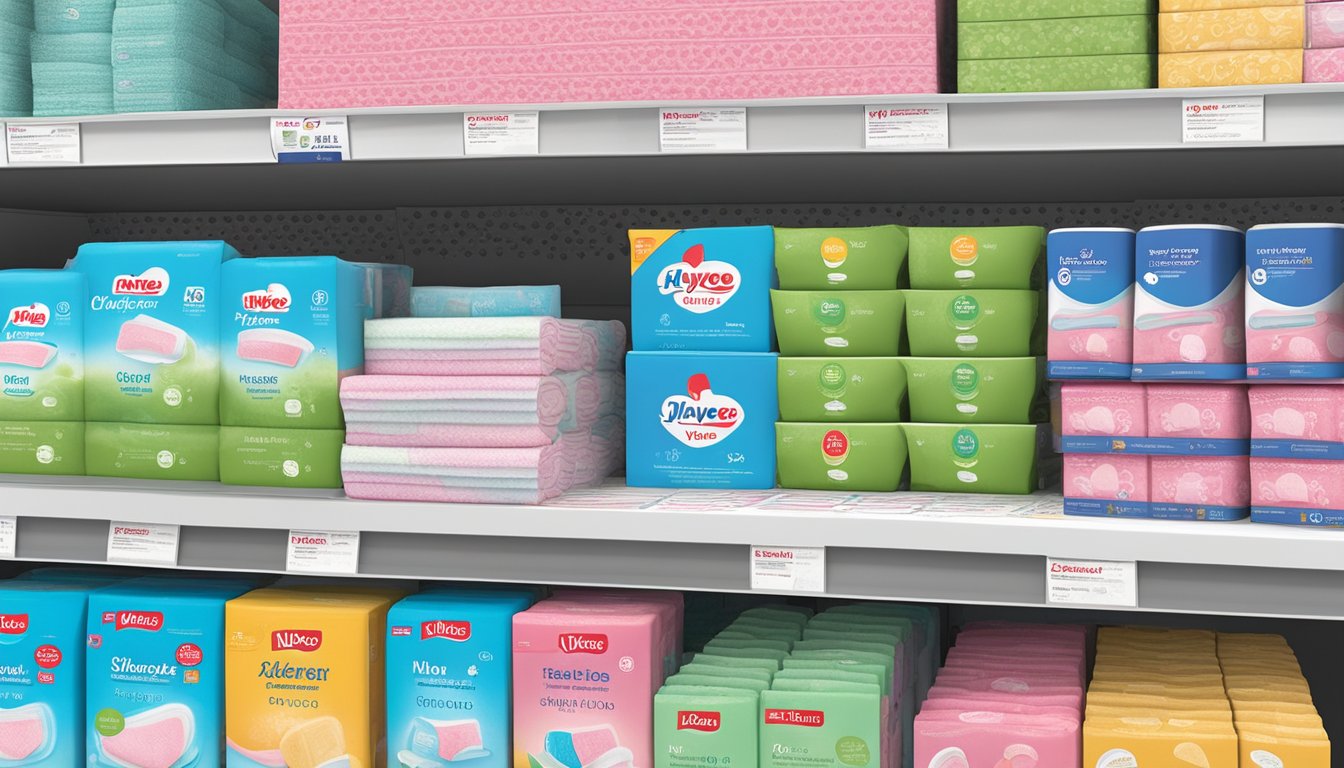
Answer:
top-left (271, 116), bottom-right (349, 162)
top-left (865, 104), bottom-right (949, 149)
top-left (6, 123), bottom-right (81, 164)
top-left (107, 522), bottom-right (180, 566)
top-left (1047, 558), bottom-right (1138, 607)
top-left (660, 107), bottom-right (747, 153)
top-left (750, 545), bottom-right (825, 593)
top-left (1182, 97), bottom-right (1264, 144)
top-left (286, 529), bottom-right (360, 574)
top-left (464, 112), bottom-right (540, 156)
top-left (0, 516), bottom-right (15, 559)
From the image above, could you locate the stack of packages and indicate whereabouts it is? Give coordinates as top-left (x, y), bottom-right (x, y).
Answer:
top-left (514, 590), bottom-right (682, 768)
top-left (31, 0), bottom-right (113, 116)
top-left (772, 226), bottom-right (910, 493)
top-left (1218, 632), bottom-right (1333, 764)
top-left (110, 0), bottom-right (278, 113)
top-left (340, 285), bottom-right (626, 504)
top-left (901, 227), bottom-right (1053, 495)
top-left (915, 621), bottom-right (1085, 767)
top-left (957, 0), bottom-right (1157, 93)
top-left (626, 227), bottom-right (780, 491)
top-left (1158, 0), bottom-right (1308, 87)
top-left (0, 0), bottom-right (32, 116)
top-left (1307, 0), bottom-right (1344, 81)
top-left (277, 1), bottom-right (944, 109)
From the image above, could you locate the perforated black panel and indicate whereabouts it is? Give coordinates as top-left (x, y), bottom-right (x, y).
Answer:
top-left (90, 211), bottom-right (402, 262)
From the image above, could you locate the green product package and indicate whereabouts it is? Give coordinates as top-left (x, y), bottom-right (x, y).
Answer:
top-left (665, 674), bottom-right (770, 693)
top-left (656, 686), bottom-right (760, 768)
top-left (692, 653), bottom-right (785, 674)
top-left (776, 423), bottom-right (907, 492)
top-left (958, 53), bottom-right (1157, 93)
top-left (958, 0), bottom-right (1155, 21)
top-left (782, 660), bottom-right (891, 696)
top-left (771, 291), bottom-right (905, 356)
top-left (907, 227), bottom-right (1045, 290)
top-left (801, 624), bottom-right (915, 759)
top-left (85, 422), bottom-right (219, 481)
top-left (0, 420), bottom-right (84, 475)
top-left (678, 664), bottom-right (775, 685)
top-left (774, 226), bottom-right (908, 290)
top-left (777, 357), bottom-right (906, 422)
top-left (958, 15), bottom-right (1156, 59)
top-left (739, 605), bottom-right (813, 624)
top-left (704, 637), bottom-right (794, 654)
top-left (902, 357), bottom-right (1045, 424)
top-left (760, 683), bottom-right (882, 768)
top-left (725, 618), bottom-right (804, 641)
top-left (695, 646), bottom-right (789, 665)
top-left (820, 604), bottom-right (941, 699)
top-left (787, 649), bottom-right (894, 706)
top-left (903, 422), bottom-right (1046, 494)
top-left (217, 426), bottom-right (344, 488)
top-left (903, 290), bottom-right (1040, 357)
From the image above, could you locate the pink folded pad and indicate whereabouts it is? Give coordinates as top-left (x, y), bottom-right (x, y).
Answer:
top-left (343, 482), bottom-right (560, 505)
top-left (344, 423), bottom-right (567, 449)
top-left (0, 340), bottom-right (57, 369)
top-left (364, 317), bottom-right (600, 376)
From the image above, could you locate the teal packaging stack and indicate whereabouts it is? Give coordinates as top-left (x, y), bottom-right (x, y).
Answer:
top-left (111, 0), bottom-right (278, 113)
top-left (31, 0), bottom-right (114, 116)
top-left (0, 0), bottom-right (33, 116)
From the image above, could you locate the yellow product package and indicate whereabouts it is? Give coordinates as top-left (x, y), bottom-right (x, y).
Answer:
top-left (1086, 692), bottom-right (1231, 712)
top-left (1159, 6), bottom-right (1305, 51)
top-left (1090, 681), bottom-right (1231, 699)
top-left (1086, 704), bottom-right (1233, 722)
top-left (1227, 686), bottom-right (1315, 705)
top-left (226, 587), bottom-right (401, 768)
top-left (1234, 709), bottom-right (1325, 729)
top-left (1236, 724), bottom-right (1331, 767)
top-left (1085, 717), bottom-right (1237, 768)
top-left (1159, 49), bottom-right (1304, 87)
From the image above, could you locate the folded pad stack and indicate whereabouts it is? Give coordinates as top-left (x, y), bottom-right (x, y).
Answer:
top-left (1, 1), bottom-right (33, 116)
top-left (109, 0), bottom-right (278, 113)
top-left (30, 0), bottom-right (112, 116)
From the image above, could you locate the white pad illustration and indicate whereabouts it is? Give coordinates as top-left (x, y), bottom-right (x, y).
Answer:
top-left (403, 717), bottom-right (488, 765)
top-left (96, 702), bottom-right (195, 768)
top-left (927, 746), bottom-right (969, 768)
top-left (116, 315), bottom-right (189, 364)
top-left (0, 703), bottom-right (55, 764)
top-left (237, 328), bottom-right (315, 368)
top-left (0, 340), bottom-right (58, 369)
top-left (542, 726), bottom-right (634, 768)
top-left (225, 737), bottom-right (285, 767)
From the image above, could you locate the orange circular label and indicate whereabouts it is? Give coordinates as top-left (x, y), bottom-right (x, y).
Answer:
top-left (950, 235), bottom-right (979, 266)
top-left (820, 237), bottom-right (848, 268)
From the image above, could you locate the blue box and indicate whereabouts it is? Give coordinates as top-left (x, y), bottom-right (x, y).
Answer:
top-left (629, 226), bottom-right (776, 352)
top-left (1246, 223), bottom-right (1344, 380)
top-left (626, 351), bottom-right (779, 489)
top-left (0, 269), bottom-right (85, 421)
top-left (1046, 228), bottom-right (1135, 380)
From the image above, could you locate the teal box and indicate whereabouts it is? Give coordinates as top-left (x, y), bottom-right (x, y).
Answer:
top-left (0, 269), bottom-right (85, 421)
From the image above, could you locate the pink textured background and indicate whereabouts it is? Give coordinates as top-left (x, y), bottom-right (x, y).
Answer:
top-left (1306, 47), bottom-right (1344, 81)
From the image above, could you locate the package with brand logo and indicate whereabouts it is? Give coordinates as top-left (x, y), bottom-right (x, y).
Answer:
top-left (218, 425), bottom-right (344, 488)
top-left (907, 226), bottom-right (1045, 290)
top-left (903, 290), bottom-right (1041, 358)
top-left (629, 226), bottom-right (775, 352)
top-left (771, 290), bottom-right (906, 356)
top-left (85, 422), bottom-right (219, 481)
top-left (68, 241), bottom-right (240, 424)
top-left (226, 585), bottom-right (401, 768)
top-left (0, 269), bottom-right (85, 421)
top-left (626, 351), bottom-right (778, 489)
top-left (221, 256), bottom-right (368, 429)
top-left (903, 423), bottom-right (1047, 494)
top-left (903, 357), bottom-right (1044, 424)
top-left (819, 603), bottom-right (940, 705)
top-left (1244, 223), bottom-right (1344, 379)
top-left (0, 579), bottom-right (101, 767)
top-left (1046, 227), bottom-right (1137, 379)
top-left (85, 576), bottom-right (251, 768)
top-left (386, 589), bottom-right (536, 768)
top-left (760, 679), bottom-right (882, 768)
top-left (776, 422), bottom-right (907, 492)
top-left (773, 226), bottom-right (908, 291)
top-left (0, 420), bottom-right (84, 475)
top-left (777, 357), bottom-right (906, 423)
top-left (656, 686), bottom-right (759, 768)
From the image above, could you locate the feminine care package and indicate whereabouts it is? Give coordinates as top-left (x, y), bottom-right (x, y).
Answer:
top-left (1245, 223), bottom-right (1344, 379)
top-left (1046, 228), bottom-right (1135, 379)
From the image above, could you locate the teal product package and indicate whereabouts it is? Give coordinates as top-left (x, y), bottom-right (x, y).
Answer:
top-left (0, 269), bottom-right (85, 421)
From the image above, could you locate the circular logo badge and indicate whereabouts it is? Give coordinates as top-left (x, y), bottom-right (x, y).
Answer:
top-left (949, 295), bottom-right (981, 329)
top-left (34, 445), bottom-right (54, 465)
top-left (163, 387), bottom-right (182, 408)
top-left (283, 460), bottom-right (300, 478)
top-left (95, 708), bottom-right (125, 738)
top-left (814, 297), bottom-right (846, 327)
top-left (952, 428), bottom-right (980, 460)
top-left (1056, 267), bottom-right (1072, 286)
top-left (176, 643), bottom-right (203, 667)
top-left (950, 363), bottom-right (979, 401)
top-left (822, 430), bottom-right (849, 467)
top-left (156, 450), bottom-right (175, 469)
top-left (819, 363), bottom-right (846, 393)
top-left (820, 237), bottom-right (848, 269)
top-left (34, 645), bottom-right (61, 669)
top-left (950, 235), bottom-right (979, 266)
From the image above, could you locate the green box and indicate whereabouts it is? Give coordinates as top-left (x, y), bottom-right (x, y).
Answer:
top-left (771, 290), bottom-right (905, 356)
top-left (958, 53), bottom-right (1157, 93)
top-left (907, 226), bottom-right (1044, 290)
top-left (959, 15), bottom-right (1155, 60)
top-left (774, 225), bottom-right (908, 290)
top-left (656, 687), bottom-right (760, 768)
top-left (958, 0), bottom-right (1155, 22)
top-left (0, 421), bottom-right (84, 475)
top-left (903, 423), bottom-right (1046, 494)
top-left (776, 422), bottom-right (907, 492)
top-left (903, 290), bottom-right (1041, 358)
top-left (902, 357), bottom-right (1045, 424)
top-left (85, 422), bottom-right (218, 481)
top-left (218, 426), bottom-right (344, 489)
top-left (777, 357), bottom-right (906, 422)
top-left (760, 683), bottom-right (882, 768)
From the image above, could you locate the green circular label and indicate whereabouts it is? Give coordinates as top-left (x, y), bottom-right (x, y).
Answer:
top-left (819, 363), bottom-right (846, 391)
top-left (951, 363), bottom-right (979, 399)
top-left (949, 294), bottom-right (980, 328)
top-left (835, 737), bottom-right (871, 767)
top-left (952, 428), bottom-right (980, 460)
top-left (814, 297), bottom-right (846, 326)
top-left (95, 708), bottom-right (125, 737)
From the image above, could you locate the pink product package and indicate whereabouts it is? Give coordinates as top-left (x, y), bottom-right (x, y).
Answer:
top-left (513, 601), bottom-right (665, 768)
top-left (1252, 457), bottom-right (1344, 510)
top-left (1309, 1), bottom-right (1344, 48)
top-left (917, 696), bottom-right (1079, 719)
top-left (1146, 384), bottom-right (1249, 439)
top-left (913, 711), bottom-right (1079, 768)
top-left (1306, 47), bottom-right (1344, 82)
top-left (1065, 454), bottom-right (1150, 503)
top-left (1149, 455), bottom-right (1251, 519)
top-left (278, 1), bottom-right (942, 108)
top-left (1060, 383), bottom-right (1146, 436)
top-left (1249, 385), bottom-right (1344, 442)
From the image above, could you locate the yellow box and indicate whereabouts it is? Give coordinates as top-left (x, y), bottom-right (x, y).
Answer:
top-left (1160, 6), bottom-right (1305, 51)
top-left (1084, 718), bottom-right (1238, 768)
top-left (1087, 704), bottom-right (1233, 721)
top-left (225, 587), bottom-right (400, 768)
top-left (1161, 0), bottom-right (1303, 10)
top-left (1237, 724), bottom-right (1332, 768)
top-left (1159, 49), bottom-right (1304, 87)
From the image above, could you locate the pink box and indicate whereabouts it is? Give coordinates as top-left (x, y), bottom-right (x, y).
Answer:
top-left (1306, 46), bottom-right (1344, 81)
top-left (1251, 457), bottom-right (1343, 510)
top-left (1149, 455), bottom-right (1250, 520)
top-left (1146, 384), bottom-right (1249, 440)
top-left (1249, 385), bottom-right (1344, 443)
top-left (1309, 1), bottom-right (1344, 48)
top-left (1064, 454), bottom-right (1150, 502)
top-left (1060, 383), bottom-right (1147, 437)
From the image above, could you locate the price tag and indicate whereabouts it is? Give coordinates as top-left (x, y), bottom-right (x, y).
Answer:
top-left (1046, 558), bottom-right (1138, 607)
top-left (750, 545), bottom-right (826, 593)
top-left (464, 112), bottom-right (540, 156)
top-left (286, 529), bottom-right (360, 575)
top-left (1182, 97), bottom-right (1264, 144)
top-left (107, 522), bottom-right (180, 566)
top-left (660, 107), bottom-right (747, 153)
top-left (271, 116), bottom-right (349, 163)
top-left (6, 123), bottom-right (81, 164)
top-left (865, 104), bottom-right (949, 149)
top-left (0, 516), bottom-right (15, 559)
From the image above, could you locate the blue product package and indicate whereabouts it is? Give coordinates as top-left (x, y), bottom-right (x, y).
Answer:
top-left (0, 580), bottom-right (99, 767)
top-left (386, 589), bottom-right (535, 768)
top-left (0, 269), bottom-right (85, 421)
top-left (1132, 225), bottom-right (1245, 380)
top-left (69, 241), bottom-right (240, 425)
top-left (411, 286), bottom-right (561, 319)
top-left (1245, 223), bottom-right (1344, 379)
top-left (85, 577), bottom-right (251, 768)
top-left (220, 256), bottom-right (367, 429)
top-left (626, 351), bottom-right (779, 489)
top-left (629, 226), bottom-right (776, 352)
top-left (1045, 228), bottom-right (1135, 379)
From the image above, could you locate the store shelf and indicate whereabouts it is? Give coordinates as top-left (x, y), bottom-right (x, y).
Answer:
top-left (4, 479), bottom-right (1342, 620)
top-left (3, 85), bottom-right (1344, 211)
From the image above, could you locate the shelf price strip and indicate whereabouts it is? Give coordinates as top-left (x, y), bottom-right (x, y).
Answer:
top-left (0, 516), bottom-right (15, 559)
top-left (270, 116), bottom-right (350, 163)
top-left (864, 104), bottom-right (950, 150)
top-left (750, 545), bottom-right (826, 593)
top-left (6, 123), bottom-right (81, 164)
top-left (1046, 557), bottom-right (1138, 608)
top-left (286, 529), bottom-right (360, 575)
top-left (1182, 96), bottom-right (1264, 144)
top-left (106, 521), bottom-right (180, 566)
top-left (463, 112), bottom-right (540, 156)
top-left (660, 107), bottom-right (747, 152)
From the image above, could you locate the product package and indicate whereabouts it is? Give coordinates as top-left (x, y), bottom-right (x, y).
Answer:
top-left (1046, 228), bottom-right (1136, 379)
top-left (773, 226), bottom-right (907, 290)
top-left (218, 426), bottom-right (344, 488)
top-left (0, 269), bottom-right (85, 421)
top-left (776, 422), bottom-right (907, 492)
top-left (776, 357), bottom-right (906, 423)
top-left (1245, 223), bottom-right (1344, 379)
top-left (771, 290), bottom-right (905, 356)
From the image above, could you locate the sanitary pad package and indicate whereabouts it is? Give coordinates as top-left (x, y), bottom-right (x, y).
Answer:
top-left (412, 286), bottom-right (562, 319)
top-left (776, 357), bottom-right (906, 423)
top-left (770, 290), bottom-right (905, 356)
top-left (70, 240), bottom-right (240, 424)
top-left (773, 226), bottom-right (907, 290)
top-left (85, 422), bottom-right (219, 481)
top-left (218, 426), bottom-right (344, 488)
top-left (1245, 223), bottom-right (1344, 379)
top-left (907, 226), bottom-right (1045, 289)
top-left (0, 269), bottom-right (85, 421)
top-left (630, 227), bottom-right (775, 352)
top-left (776, 422), bottom-right (907, 492)
top-left (1249, 384), bottom-right (1344, 459)
top-left (0, 420), bottom-right (85, 475)
top-left (1047, 228), bottom-right (1136, 379)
